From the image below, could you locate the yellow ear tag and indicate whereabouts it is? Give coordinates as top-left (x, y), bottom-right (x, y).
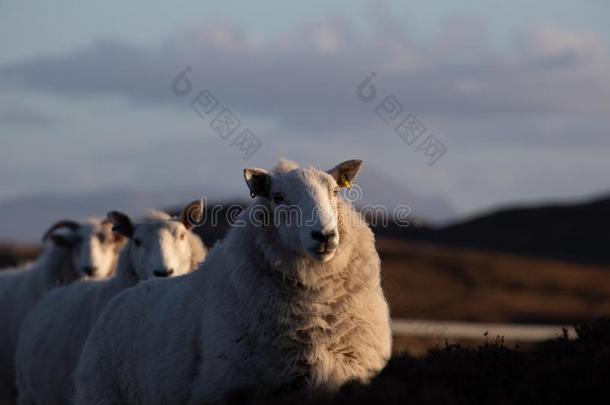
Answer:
top-left (339, 173), bottom-right (352, 190)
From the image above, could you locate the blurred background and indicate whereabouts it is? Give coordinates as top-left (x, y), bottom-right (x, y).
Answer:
top-left (1, 0), bottom-right (610, 354)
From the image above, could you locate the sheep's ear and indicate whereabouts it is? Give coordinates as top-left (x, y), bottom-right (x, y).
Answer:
top-left (42, 220), bottom-right (81, 243)
top-left (101, 218), bottom-right (125, 244)
top-left (328, 159), bottom-right (363, 189)
top-left (48, 234), bottom-right (71, 247)
top-left (180, 199), bottom-right (204, 230)
top-left (107, 211), bottom-right (134, 238)
top-left (244, 168), bottom-right (271, 198)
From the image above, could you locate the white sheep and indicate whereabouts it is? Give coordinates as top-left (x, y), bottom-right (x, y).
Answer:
top-left (69, 218), bottom-right (127, 279)
top-left (74, 160), bottom-right (392, 404)
top-left (15, 202), bottom-right (207, 405)
top-left (0, 218), bottom-right (123, 404)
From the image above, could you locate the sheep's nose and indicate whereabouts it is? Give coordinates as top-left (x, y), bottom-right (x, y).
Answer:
top-left (82, 266), bottom-right (96, 276)
top-left (153, 268), bottom-right (174, 278)
top-left (311, 230), bottom-right (336, 244)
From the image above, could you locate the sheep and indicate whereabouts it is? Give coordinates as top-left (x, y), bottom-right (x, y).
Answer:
top-left (0, 218), bottom-right (123, 404)
top-left (68, 217), bottom-right (127, 279)
top-left (74, 159), bottom-right (392, 404)
top-left (15, 202), bottom-right (207, 405)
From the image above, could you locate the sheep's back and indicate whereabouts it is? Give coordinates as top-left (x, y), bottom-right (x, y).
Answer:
top-left (76, 274), bottom-right (204, 404)
top-left (15, 281), bottom-right (104, 403)
top-left (0, 269), bottom-right (38, 363)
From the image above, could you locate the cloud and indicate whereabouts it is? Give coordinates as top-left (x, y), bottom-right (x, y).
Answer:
top-left (1, 15), bottom-right (610, 218)
top-left (517, 25), bottom-right (608, 67)
top-left (1, 16), bottom-right (608, 135)
top-left (0, 103), bottom-right (55, 128)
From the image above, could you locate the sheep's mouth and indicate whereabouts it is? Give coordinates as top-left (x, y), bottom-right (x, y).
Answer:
top-left (307, 244), bottom-right (337, 262)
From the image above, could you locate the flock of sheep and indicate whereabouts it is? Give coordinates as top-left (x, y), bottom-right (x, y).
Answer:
top-left (0, 159), bottom-right (392, 404)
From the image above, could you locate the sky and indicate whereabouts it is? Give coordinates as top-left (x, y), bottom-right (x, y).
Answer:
top-left (1, 0), bottom-right (610, 218)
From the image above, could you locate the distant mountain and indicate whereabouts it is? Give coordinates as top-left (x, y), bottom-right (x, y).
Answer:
top-left (386, 195), bottom-right (610, 267)
top-left (354, 168), bottom-right (455, 224)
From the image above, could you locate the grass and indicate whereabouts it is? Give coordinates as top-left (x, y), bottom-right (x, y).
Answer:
top-left (379, 238), bottom-right (610, 325)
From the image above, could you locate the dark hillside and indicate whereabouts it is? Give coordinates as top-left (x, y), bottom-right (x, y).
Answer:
top-left (376, 195), bottom-right (610, 267)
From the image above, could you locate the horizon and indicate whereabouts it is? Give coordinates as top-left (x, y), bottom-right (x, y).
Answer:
top-left (0, 179), bottom-right (608, 243)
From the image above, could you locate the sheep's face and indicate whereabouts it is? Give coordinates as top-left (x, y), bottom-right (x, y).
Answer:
top-left (268, 168), bottom-right (340, 262)
top-left (128, 220), bottom-right (193, 279)
top-left (71, 220), bottom-right (124, 279)
top-left (107, 201), bottom-right (203, 280)
top-left (245, 160), bottom-right (363, 263)
top-left (42, 219), bottom-right (123, 281)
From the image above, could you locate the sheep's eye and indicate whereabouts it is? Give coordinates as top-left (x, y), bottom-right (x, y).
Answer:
top-left (179, 232), bottom-right (186, 241)
top-left (133, 238), bottom-right (141, 247)
top-left (271, 193), bottom-right (285, 204)
top-left (96, 233), bottom-right (106, 243)
top-left (332, 188), bottom-right (339, 197)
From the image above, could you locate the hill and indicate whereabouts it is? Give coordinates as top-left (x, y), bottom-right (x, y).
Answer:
top-left (378, 239), bottom-right (610, 324)
top-left (377, 194), bottom-right (610, 267)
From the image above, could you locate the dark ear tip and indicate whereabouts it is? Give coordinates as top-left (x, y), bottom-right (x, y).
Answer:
top-left (180, 199), bottom-right (204, 230)
top-left (106, 211), bottom-right (133, 238)
top-left (47, 234), bottom-right (69, 247)
top-left (107, 211), bottom-right (127, 223)
top-left (42, 219), bottom-right (80, 242)
top-left (243, 169), bottom-right (252, 180)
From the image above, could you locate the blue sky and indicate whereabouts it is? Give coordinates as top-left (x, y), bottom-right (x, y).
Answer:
top-left (1, 0), bottom-right (610, 219)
